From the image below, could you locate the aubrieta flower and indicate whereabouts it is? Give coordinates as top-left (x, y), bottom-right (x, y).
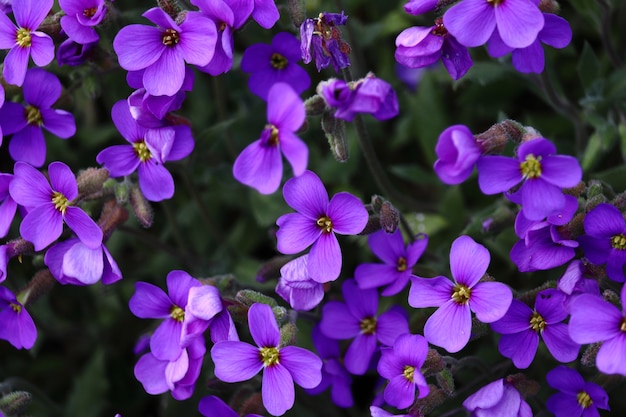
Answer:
top-left (300, 11), bottom-right (351, 73)
top-left (59, 0), bottom-right (106, 44)
top-left (113, 7), bottom-right (217, 96)
top-left (211, 303), bottom-right (323, 416)
top-left (443, 0), bottom-right (544, 49)
top-left (557, 260), bottom-right (601, 309)
top-left (57, 36), bottom-right (97, 66)
top-left (250, 0), bottom-right (279, 29)
top-left (241, 32), bottom-right (311, 100)
top-left (184, 284), bottom-right (238, 344)
top-left (370, 406), bottom-right (409, 417)
top-left (395, 18), bottom-right (472, 80)
top-left (404, 0), bottom-right (437, 15)
top-left (199, 395), bottom-right (263, 417)
top-left (491, 289), bottom-right (579, 368)
top-left (9, 161), bottom-right (103, 251)
top-left (578, 203), bottom-right (626, 282)
top-left (355, 229), bottom-right (428, 296)
top-left (546, 366), bottom-right (610, 417)
top-left (463, 377), bottom-right (532, 417)
top-left (433, 124), bottom-right (482, 184)
top-left (276, 170), bottom-right (368, 282)
top-left (377, 333), bottom-right (429, 409)
top-left (477, 137), bottom-right (582, 221)
top-left (275, 255), bottom-right (325, 311)
top-left (317, 74), bottom-right (399, 122)
top-left (0, 0), bottom-right (54, 86)
top-left (0, 68), bottom-right (76, 167)
top-left (0, 173), bottom-right (17, 239)
top-left (319, 279), bottom-right (409, 375)
top-left (233, 82), bottom-right (307, 195)
top-left (568, 283), bottom-right (626, 376)
top-left (0, 286), bottom-right (36, 349)
top-left (487, 13), bottom-right (572, 73)
top-left (409, 235), bottom-right (512, 353)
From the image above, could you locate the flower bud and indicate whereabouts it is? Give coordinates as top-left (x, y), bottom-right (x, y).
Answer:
top-left (422, 349), bottom-right (445, 376)
top-left (408, 385), bottom-right (446, 417)
top-left (97, 200), bottom-right (129, 239)
top-left (0, 391), bottom-right (32, 416)
top-left (157, 0), bottom-right (182, 18)
top-left (321, 110), bottom-right (349, 162)
top-left (435, 368), bottom-right (455, 396)
top-left (76, 167), bottom-right (110, 196)
top-left (279, 322), bottom-right (298, 347)
top-left (19, 269), bottom-right (56, 307)
top-left (379, 200), bottom-right (399, 233)
top-left (304, 94), bottom-right (328, 116)
top-left (129, 185), bottom-right (153, 228)
top-left (236, 289), bottom-right (277, 308)
top-left (287, 0), bottom-right (306, 27)
top-left (581, 342), bottom-right (601, 367)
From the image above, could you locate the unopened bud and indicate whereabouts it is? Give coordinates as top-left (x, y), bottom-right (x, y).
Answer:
top-left (272, 305), bottom-right (287, 323)
top-left (422, 349), bottom-right (445, 376)
top-left (157, 0), bottom-right (183, 18)
top-left (581, 342), bottom-right (601, 367)
top-left (129, 185), bottom-right (153, 228)
top-left (114, 181), bottom-right (130, 204)
top-left (370, 195), bottom-right (385, 212)
top-left (379, 200), bottom-right (399, 233)
top-left (239, 392), bottom-right (265, 416)
top-left (287, 0), bottom-right (306, 27)
top-left (435, 368), bottom-right (455, 396)
top-left (359, 214), bottom-right (382, 235)
top-left (227, 302), bottom-right (250, 325)
top-left (279, 322), bottom-right (298, 347)
top-left (77, 167), bottom-right (110, 196)
top-left (304, 94), bottom-right (328, 116)
top-left (538, 0), bottom-right (560, 13)
top-left (585, 180), bottom-right (604, 199)
top-left (236, 289), bottom-right (277, 308)
top-left (602, 289), bottom-right (621, 307)
top-left (37, 12), bottom-right (63, 38)
top-left (321, 110), bottom-right (348, 162)
top-left (5, 238), bottom-right (35, 259)
top-left (585, 194), bottom-right (608, 212)
top-left (0, 391), bottom-right (32, 416)
top-left (468, 317), bottom-right (489, 342)
top-left (409, 385), bottom-right (446, 417)
top-left (565, 212), bottom-right (585, 239)
top-left (97, 200), bottom-right (129, 239)
top-left (506, 373), bottom-right (539, 398)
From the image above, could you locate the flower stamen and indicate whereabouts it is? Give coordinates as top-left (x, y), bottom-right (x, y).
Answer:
top-left (259, 346), bottom-right (280, 366)
top-left (402, 365), bottom-right (415, 382)
top-left (360, 317), bottom-right (377, 334)
top-left (170, 305), bottom-right (184, 322)
top-left (16, 28), bottom-right (31, 48)
top-left (51, 191), bottom-right (69, 214)
top-left (25, 105), bottom-right (43, 126)
top-left (577, 391), bottom-right (593, 408)
top-left (611, 234), bottom-right (626, 250)
top-left (270, 53), bottom-right (288, 69)
top-left (316, 216), bottom-right (333, 233)
top-left (162, 29), bottom-right (180, 46)
top-left (451, 284), bottom-right (471, 304)
top-left (520, 154), bottom-right (542, 179)
top-left (529, 311), bottom-right (546, 332)
top-left (133, 141), bottom-right (152, 162)
top-left (397, 257), bottom-right (407, 272)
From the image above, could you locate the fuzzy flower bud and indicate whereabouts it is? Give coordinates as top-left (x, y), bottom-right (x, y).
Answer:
top-left (0, 391), bottom-right (32, 416)
top-left (76, 167), bottom-right (110, 196)
top-left (129, 185), bottom-right (153, 228)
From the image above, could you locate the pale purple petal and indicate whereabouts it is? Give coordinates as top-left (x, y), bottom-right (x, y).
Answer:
top-left (327, 192), bottom-right (368, 235)
top-left (129, 282), bottom-right (172, 318)
top-left (111, 100), bottom-right (146, 142)
top-left (470, 282), bottom-right (512, 323)
top-left (463, 378), bottom-right (504, 410)
top-left (280, 345), bottom-right (322, 388)
top-left (186, 285), bottom-right (222, 320)
top-left (282, 170), bottom-right (329, 218)
top-left (262, 365), bottom-right (294, 416)
top-left (249, 302), bottom-right (280, 347)
top-left (10, 161), bottom-right (51, 207)
top-left (143, 47), bottom-right (185, 96)
top-left (477, 155), bottom-right (523, 194)
top-left (9, 125), bottom-right (46, 166)
top-left (251, 0), bottom-right (279, 28)
top-left (424, 301), bottom-right (471, 353)
top-left (29, 33), bottom-right (54, 67)
top-left (449, 235), bottom-right (490, 287)
top-left (408, 275), bottom-right (454, 308)
top-left (178, 13), bottom-right (217, 66)
top-left (62, 242), bottom-right (103, 284)
top-left (596, 334), bottom-right (626, 375)
top-left (137, 161), bottom-right (174, 201)
top-left (279, 131), bottom-right (308, 177)
top-left (48, 161), bottom-right (77, 198)
top-left (320, 301), bottom-right (361, 339)
top-left (3, 46), bottom-right (29, 86)
top-left (307, 232), bottom-right (342, 283)
top-left (14, 0), bottom-right (53, 29)
top-left (443, 0), bottom-right (496, 47)
top-left (211, 341), bottom-right (263, 382)
top-left (20, 204), bottom-right (62, 251)
top-left (495, 0), bottom-right (543, 49)
top-left (384, 375), bottom-right (417, 409)
top-left (151, 318), bottom-right (183, 361)
top-left (113, 25), bottom-right (164, 71)
top-left (276, 213), bottom-right (321, 254)
top-left (96, 145), bottom-right (140, 177)
top-left (0, 12), bottom-right (16, 48)
top-left (490, 299), bottom-right (533, 334)
top-left (64, 206), bottom-right (103, 249)
top-left (232, 139), bottom-right (283, 194)
top-left (166, 270), bottom-right (198, 307)
top-left (268, 83), bottom-right (305, 131)
top-left (134, 353), bottom-right (168, 394)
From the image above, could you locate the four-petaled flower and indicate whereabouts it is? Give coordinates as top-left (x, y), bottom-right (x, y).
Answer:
top-left (546, 365), bottom-right (610, 417)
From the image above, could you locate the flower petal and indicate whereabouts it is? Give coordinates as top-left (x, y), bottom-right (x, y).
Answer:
top-left (449, 235), bottom-right (490, 287)
top-left (249, 302), bottom-right (280, 347)
top-left (424, 301), bottom-right (471, 353)
top-left (211, 341), bottom-right (263, 382)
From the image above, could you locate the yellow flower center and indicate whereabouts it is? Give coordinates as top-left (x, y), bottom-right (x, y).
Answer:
top-left (52, 191), bottom-right (69, 214)
top-left (611, 234), bottom-right (626, 250)
top-left (162, 29), bottom-right (180, 46)
top-left (316, 216), bottom-right (333, 233)
top-left (402, 365), bottom-right (415, 382)
top-left (451, 284), bottom-right (471, 304)
top-left (577, 391), bottom-right (593, 408)
top-left (360, 317), bottom-right (377, 335)
top-left (10, 303), bottom-right (21, 313)
top-left (396, 256), bottom-right (407, 272)
top-left (133, 141), bottom-right (152, 162)
top-left (16, 27), bottom-right (31, 48)
top-left (25, 105), bottom-right (43, 126)
top-left (266, 124), bottom-right (279, 146)
top-left (620, 317), bottom-right (626, 332)
top-left (270, 53), bottom-right (288, 70)
top-left (520, 154), bottom-right (542, 179)
top-left (259, 346), bottom-right (280, 366)
top-left (169, 305), bottom-right (184, 322)
top-left (529, 311), bottom-right (546, 332)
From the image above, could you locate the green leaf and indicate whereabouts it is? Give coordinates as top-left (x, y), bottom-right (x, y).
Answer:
top-left (577, 42), bottom-right (600, 90)
top-left (65, 350), bottom-right (107, 417)
top-left (581, 126), bottom-right (618, 172)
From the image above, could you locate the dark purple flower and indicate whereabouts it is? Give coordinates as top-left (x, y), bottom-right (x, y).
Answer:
top-left (488, 13), bottom-right (572, 73)
top-left (546, 365), bottom-right (610, 417)
top-left (0, 0), bottom-right (54, 86)
top-left (0, 173), bottom-right (17, 239)
top-left (276, 255), bottom-right (325, 311)
top-left (477, 138), bottom-right (582, 221)
top-left (9, 161), bottom-right (102, 251)
top-left (0, 68), bottom-right (76, 167)
top-left (557, 261), bottom-right (601, 311)
top-left (113, 8), bottom-right (217, 96)
top-left (233, 83), bottom-right (307, 194)
top-left (377, 333), bottom-right (429, 409)
top-left (250, 0), bottom-right (278, 29)
top-left (409, 235), bottom-right (512, 353)
top-left (491, 289), bottom-right (579, 368)
top-left (355, 229), bottom-right (427, 296)
top-left (395, 18), bottom-right (472, 80)
top-left (241, 32), bottom-right (311, 100)
top-left (57, 36), bottom-right (97, 66)
top-left (59, 0), bottom-right (106, 44)
top-left (319, 279), bottom-right (409, 375)
top-left (433, 124), bottom-right (481, 184)
top-left (463, 378), bottom-right (532, 417)
top-left (276, 170), bottom-right (368, 282)
top-left (568, 284), bottom-right (626, 376)
top-left (199, 395), bottom-right (263, 417)
top-left (0, 286), bottom-right (36, 349)
top-left (578, 203), bottom-right (626, 282)
top-left (96, 100), bottom-right (194, 202)
top-left (211, 303), bottom-right (323, 416)
top-left (404, 0), bottom-right (437, 15)
top-left (300, 11), bottom-right (351, 73)
top-left (443, 0), bottom-right (544, 49)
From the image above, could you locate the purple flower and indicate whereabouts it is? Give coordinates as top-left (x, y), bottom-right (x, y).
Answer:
top-left (276, 170), bottom-right (368, 282)
top-left (0, 286), bottom-right (36, 349)
top-left (433, 124), bottom-right (481, 184)
top-left (491, 289), bottom-right (579, 368)
top-left (477, 138), bottom-right (582, 221)
top-left (96, 100), bottom-right (194, 202)
top-left (377, 333), bottom-right (429, 409)
top-left (134, 336), bottom-right (205, 400)
top-left (319, 279), bottom-right (409, 375)
top-left (0, 0), bottom-right (54, 86)
top-left (233, 83), bottom-right (307, 194)
top-left (275, 255), bottom-right (325, 311)
top-left (57, 37), bottom-right (97, 66)
top-left (0, 68), bottom-right (76, 167)
top-left (318, 74), bottom-right (399, 122)
top-left (568, 284), bottom-right (626, 376)
top-left (199, 395), bottom-right (263, 417)
top-left (404, 0), bottom-right (437, 15)
top-left (395, 18), bottom-right (472, 80)
top-left (211, 303), bottom-right (323, 416)
top-left (241, 32), bottom-right (311, 100)
top-left (546, 365), bottom-right (610, 417)
top-left (355, 229), bottom-right (427, 296)
top-left (409, 235), bottom-right (512, 353)
top-left (300, 11), bottom-right (351, 73)
top-left (0, 173), bottom-right (17, 239)
top-left (578, 203), bottom-right (626, 282)
top-left (370, 406), bottom-right (409, 417)
top-left (487, 13), bottom-right (572, 73)
top-left (250, 0), bottom-right (278, 29)
top-left (59, 0), bottom-right (106, 44)
top-left (44, 237), bottom-right (121, 285)
top-left (9, 161), bottom-right (102, 251)
top-left (113, 8), bottom-right (217, 96)
top-left (443, 0), bottom-right (544, 49)
top-left (557, 261), bottom-right (601, 309)
top-left (183, 284), bottom-right (237, 344)
top-left (463, 378), bottom-right (532, 417)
